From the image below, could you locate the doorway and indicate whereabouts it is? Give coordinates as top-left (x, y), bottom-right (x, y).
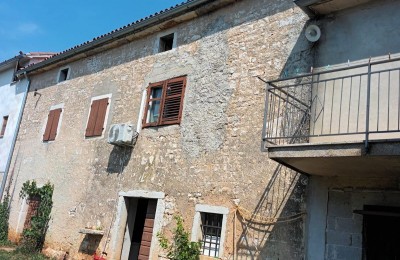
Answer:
top-left (363, 205), bottom-right (400, 260)
top-left (121, 198), bottom-right (158, 260)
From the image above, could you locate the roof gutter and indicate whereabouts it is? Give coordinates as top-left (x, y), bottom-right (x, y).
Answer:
top-left (0, 54), bottom-right (25, 73)
top-left (17, 0), bottom-right (216, 76)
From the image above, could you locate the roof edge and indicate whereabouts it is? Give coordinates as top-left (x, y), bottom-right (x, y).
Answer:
top-left (17, 0), bottom-right (219, 76)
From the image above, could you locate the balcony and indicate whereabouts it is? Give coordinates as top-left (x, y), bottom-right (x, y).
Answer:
top-left (262, 58), bottom-right (400, 176)
top-left (295, 0), bottom-right (374, 16)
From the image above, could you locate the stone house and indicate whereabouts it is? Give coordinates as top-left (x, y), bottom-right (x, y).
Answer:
top-left (6, 0), bottom-right (400, 260)
top-left (6, 0), bottom-right (310, 259)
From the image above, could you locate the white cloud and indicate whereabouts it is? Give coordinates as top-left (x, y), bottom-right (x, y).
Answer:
top-left (17, 22), bottom-right (41, 34)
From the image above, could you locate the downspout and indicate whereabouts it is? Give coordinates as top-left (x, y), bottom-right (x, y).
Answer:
top-left (0, 71), bottom-right (30, 200)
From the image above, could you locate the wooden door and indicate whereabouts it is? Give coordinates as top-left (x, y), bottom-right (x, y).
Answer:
top-left (137, 199), bottom-right (157, 260)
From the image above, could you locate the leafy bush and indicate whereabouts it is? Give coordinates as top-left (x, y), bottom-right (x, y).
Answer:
top-left (158, 216), bottom-right (201, 260)
top-left (18, 180), bottom-right (54, 253)
top-left (0, 194), bottom-right (10, 243)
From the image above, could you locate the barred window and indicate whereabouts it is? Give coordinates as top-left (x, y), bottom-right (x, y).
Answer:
top-left (200, 213), bottom-right (223, 257)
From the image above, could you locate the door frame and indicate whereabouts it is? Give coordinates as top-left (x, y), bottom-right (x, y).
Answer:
top-left (109, 190), bottom-right (165, 260)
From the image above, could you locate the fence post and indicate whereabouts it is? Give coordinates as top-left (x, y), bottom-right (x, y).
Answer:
top-left (262, 83), bottom-right (270, 149)
top-left (365, 63), bottom-right (372, 152)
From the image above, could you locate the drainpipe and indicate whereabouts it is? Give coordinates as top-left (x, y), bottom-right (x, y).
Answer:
top-left (0, 71), bottom-right (30, 200)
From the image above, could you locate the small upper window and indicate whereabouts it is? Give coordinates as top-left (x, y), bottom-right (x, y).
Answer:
top-left (142, 76), bottom-right (186, 128)
top-left (159, 33), bottom-right (174, 52)
top-left (58, 68), bottom-right (69, 82)
top-left (0, 116), bottom-right (8, 138)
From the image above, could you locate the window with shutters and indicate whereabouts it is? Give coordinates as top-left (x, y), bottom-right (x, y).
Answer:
top-left (43, 109), bottom-right (62, 141)
top-left (0, 116), bottom-right (9, 138)
top-left (142, 76), bottom-right (186, 128)
top-left (85, 97), bottom-right (110, 138)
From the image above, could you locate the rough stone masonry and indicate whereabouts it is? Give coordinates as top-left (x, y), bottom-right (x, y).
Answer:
top-left (7, 0), bottom-right (312, 259)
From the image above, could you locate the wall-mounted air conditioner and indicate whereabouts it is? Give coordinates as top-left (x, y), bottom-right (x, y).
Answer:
top-left (108, 123), bottom-right (138, 147)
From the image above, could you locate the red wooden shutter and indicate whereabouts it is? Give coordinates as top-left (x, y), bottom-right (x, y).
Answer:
top-left (138, 199), bottom-right (157, 260)
top-left (159, 76), bottom-right (186, 125)
top-left (23, 196), bottom-right (41, 230)
top-left (86, 98), bottom-right (108, 137)
top-left (0, 116), bottom-right (8, 137)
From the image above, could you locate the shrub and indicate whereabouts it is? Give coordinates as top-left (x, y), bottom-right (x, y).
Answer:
top-left (158, 216), bottom-right (201, 260)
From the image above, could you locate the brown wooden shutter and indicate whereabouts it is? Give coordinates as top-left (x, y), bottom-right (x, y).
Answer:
top-left (159, 76), bottom-right (186, 125)
top-left (93, 98), bottom-right (109, 136)
top-left (43, 109), bottom-right (62, 141)
top-left (0, 116), bottom-right (8, 137)
top-left (138, 199), bottom-right (157, 260)
top-left (43, 112), bottom-right (55, 141)
top-left (86, 98), bottom-right (109, 137)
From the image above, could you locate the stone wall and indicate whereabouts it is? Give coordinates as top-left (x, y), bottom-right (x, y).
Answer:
top-left (7, 0), bottom-right (312, 259)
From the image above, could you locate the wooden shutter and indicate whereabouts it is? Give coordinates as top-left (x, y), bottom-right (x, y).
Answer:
top-left (138, 199), bottom-right (157, 260)
top-left (86, 98), bottom-right (109, 137)
top-left (0, 116), bottom-right (8, 137)
top-left (23, 196), bottom-right (41, 230)
top-left (43, 109), bottom-right (62, 141)
top-left (159, 76), bottom-right (186, 125)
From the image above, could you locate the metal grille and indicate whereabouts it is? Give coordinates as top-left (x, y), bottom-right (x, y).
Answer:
top-left (262, 57), bottom-right (400, 148)
top-left (201, 213), bottom-right (222, 257)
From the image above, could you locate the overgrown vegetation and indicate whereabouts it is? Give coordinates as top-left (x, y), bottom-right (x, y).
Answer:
top-left (0, 194), bottom-right (10, 244)
top-left (157, 216), bottom-right (201, 260)
top-left (18, 180), bottom-right (54, 253)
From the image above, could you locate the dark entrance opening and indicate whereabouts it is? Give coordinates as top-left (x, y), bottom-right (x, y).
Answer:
top-left (362, 205), bottom-right (400, 260)
top-left (121, 198), bottom-right (157, 260)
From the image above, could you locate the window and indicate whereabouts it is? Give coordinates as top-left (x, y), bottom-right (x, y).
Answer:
top-left (58, 67), bottom-right (69, 82)
top-left (191, 205), bottom-right (228, 258)
top-left (0, 116), bottom-right (8, 138)
top-left (200, 213), bottom-right (223, 257)
top-left (159, 33), bottom-right (174, 52)
top-left (85, 98), bottom-right (109, 137)
top-left (43, 109), bottom-right (62, 141)
top-left (142, 76), bottom-right (186, 128)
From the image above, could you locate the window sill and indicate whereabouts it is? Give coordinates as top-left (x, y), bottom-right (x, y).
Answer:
top-left (79, 228), bottom-right (104, 236)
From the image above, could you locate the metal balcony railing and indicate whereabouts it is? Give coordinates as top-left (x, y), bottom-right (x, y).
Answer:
top-left (262, 57), bottom-right (400, 148)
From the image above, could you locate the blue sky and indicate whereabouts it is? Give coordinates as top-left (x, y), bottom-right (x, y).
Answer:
top-left (0, 0), bottom-right (185, 61)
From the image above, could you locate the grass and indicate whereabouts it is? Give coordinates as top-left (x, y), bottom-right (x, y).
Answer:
top-left (0, 250), bottom-right (51, 260)
top-left (0, 244), bottom-right (51, 260)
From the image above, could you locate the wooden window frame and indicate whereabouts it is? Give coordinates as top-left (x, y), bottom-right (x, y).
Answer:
top-left (142, 76), bottom-right (186, 128)
top-left (43, 108), bottom-right (62, 142)
top-left (0, 116), bottom-right (9, 138)
top-left (85, 97), bottom-right (110, 138)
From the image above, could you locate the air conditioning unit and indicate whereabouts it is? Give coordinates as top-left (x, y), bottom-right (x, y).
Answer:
top-left (108, 124), bottom-right (138, 147)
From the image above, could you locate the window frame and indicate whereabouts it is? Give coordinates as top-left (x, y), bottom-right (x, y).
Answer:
top-left (142, 76), bottom-right (186, 128)
top-left (0, 115), bottom-right (9, 138)
top-left (159, 33), bottom-right (175, 53)
top-left (57, 66), bottom-right (70, 83)
top-left (191, 204), bottom-right (229, 258)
